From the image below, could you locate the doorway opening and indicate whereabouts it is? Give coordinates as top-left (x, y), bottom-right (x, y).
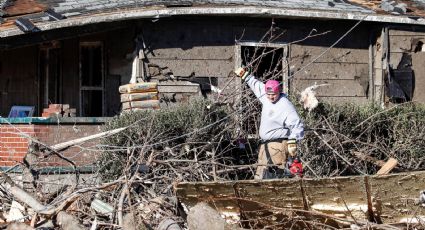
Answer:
top-left (239, 44), bottom-right (288, 137)
top-left (80, 42), bottom-right (104, 117)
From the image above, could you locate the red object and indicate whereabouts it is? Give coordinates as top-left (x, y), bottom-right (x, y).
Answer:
top-left (289, 158), bottom-right (303, 177)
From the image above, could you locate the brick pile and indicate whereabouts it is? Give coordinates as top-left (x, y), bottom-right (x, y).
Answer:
top-left (118, 82), bottom-right (160, 111)
top-left (42, 104), bottom-right (77, 118)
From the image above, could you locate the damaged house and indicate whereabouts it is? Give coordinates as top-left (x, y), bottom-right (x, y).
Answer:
top-left (1, 0), bottom-right (425, 168)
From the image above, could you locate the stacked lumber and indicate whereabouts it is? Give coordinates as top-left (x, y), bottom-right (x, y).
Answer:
top-left (119, 82), bottom-right (160, 111)
top-left (41, 104), bottom-right (76, 118)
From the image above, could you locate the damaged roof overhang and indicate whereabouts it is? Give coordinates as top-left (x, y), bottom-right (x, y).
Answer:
top-left (2, 6), bottom-right (425, 38)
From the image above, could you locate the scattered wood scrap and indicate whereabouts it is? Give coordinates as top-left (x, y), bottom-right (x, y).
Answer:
top-left (376, 157), bottom-right (398, 175)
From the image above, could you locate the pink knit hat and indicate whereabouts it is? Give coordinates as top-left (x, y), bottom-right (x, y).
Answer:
top-left (265, 80), bottom-right (281, 94)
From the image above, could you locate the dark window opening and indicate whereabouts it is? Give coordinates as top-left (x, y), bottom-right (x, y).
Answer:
top-left (386, 67), bottom-right (414, 103)
top-left (39, 46), bottom-right (62, 115)
top-left (81, 46), bottom-right (102, 87)
top-left (80, 42), bottom-right (104, 117)
top-left (81, 90), bottom-right (103, 117)
top-left (241, 46), bottom-right (284, 82)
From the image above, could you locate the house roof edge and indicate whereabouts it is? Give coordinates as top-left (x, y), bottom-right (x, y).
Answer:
top-left (1, 7), bottom-right (425, 38)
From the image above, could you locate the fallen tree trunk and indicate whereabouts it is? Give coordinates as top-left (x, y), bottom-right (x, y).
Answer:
top-left (176, 170), bottom-right (425, 228)
top-left (0, 172), bottom-right (47, 212)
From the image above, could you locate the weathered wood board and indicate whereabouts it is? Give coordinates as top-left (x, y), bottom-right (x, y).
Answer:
top-left (290, 45), bottom-right (369, 64)
top-left (368, 172), bottom-right (425, 224)
top-left (292, 79), bottom-right (367, 97)
top-left (176, 171), bottom-right (425, 226)
top-left (290, 63), bottom-right (369, 80)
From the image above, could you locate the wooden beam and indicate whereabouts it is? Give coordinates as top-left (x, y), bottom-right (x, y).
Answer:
top-left (376, 157), bottom-right (398, 175)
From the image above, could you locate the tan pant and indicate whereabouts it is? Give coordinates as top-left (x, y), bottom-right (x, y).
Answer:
top-left (254, 140), bottom-right (288, 179)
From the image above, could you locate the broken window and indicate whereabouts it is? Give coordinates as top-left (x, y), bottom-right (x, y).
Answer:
top-left (39, 42), bottom-right (62, 115)
top-left (80, 42), bottom-right (104, 117)
top-left (386, 66), bottom-right (414, 103)
top-left (386, 52), bottom-right (414, 103)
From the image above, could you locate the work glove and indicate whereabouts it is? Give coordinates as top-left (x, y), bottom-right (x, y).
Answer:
top-left (234, 67), bottom-right (250, 80)
top-left (287, 139), bottom-right (297, 157)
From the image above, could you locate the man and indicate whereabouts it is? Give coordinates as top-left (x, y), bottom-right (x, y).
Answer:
top-left (235, 68), bottom-right (304, 179)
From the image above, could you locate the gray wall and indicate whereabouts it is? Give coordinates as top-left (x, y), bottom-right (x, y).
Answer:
top-left (289, 21), bottom-right (373, 104)
top-left (0, 17), bottom-right (399, 117)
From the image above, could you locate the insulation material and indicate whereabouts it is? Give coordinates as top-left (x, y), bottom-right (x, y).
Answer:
top-left (122, 100), bottom-right (160, 110)
top-left (120, 92), bottom-right (158, 103)
top-left (118, 82), bottom-right (157, 94)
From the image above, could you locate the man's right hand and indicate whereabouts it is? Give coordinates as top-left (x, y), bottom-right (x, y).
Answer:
top-left (234, 67), bottom-right (250, 80)
top-left (287, 139), bottom-right (297, 157)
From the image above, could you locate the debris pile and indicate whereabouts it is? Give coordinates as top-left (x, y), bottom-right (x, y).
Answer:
top-left (1, 98), bottom-right (425, 229)
top-left (0, 99), bottom-right (239, 229)
top-left (2, 26), bottom-right (425, 229)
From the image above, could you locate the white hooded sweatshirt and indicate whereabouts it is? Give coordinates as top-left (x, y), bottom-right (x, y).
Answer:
top-left (245, 75), bottom-right (304, 141)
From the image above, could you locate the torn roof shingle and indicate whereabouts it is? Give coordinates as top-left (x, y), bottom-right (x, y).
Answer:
top-left (2, 0), bottom-right (46, 17)
top-left (347, 0), bottom-right (425, 17)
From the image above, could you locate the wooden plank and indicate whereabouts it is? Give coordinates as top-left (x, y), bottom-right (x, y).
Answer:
top-left (389, 36), bottom-right (425, 53)
top-left (157, 80), bottom-right (201, 94)
top-left (122, 100), bottom-right (160, 110)
top-left (145, 46), bottom-right (233, 60)
top-left (177, 171), bottom-right (425, 226)
top-left (368, 171), bottom-right (425, 223)
top-left (120, 92), bottom-right (158, 103)
top-left (292, 79), bottom-right (367, 97)
top-left (236, 180), bottom-right (304, 209)
top-left (291, 63), bottom-right (369, 80)
top-left (158, 85), bottom-right (200, 93)
top-left (376, 158), bottom-right (398, 175)
top-left (389, 29), bottom-right (425, 36)
top-left (118, 82), bottom-right (157, 94)
top-left (290, 45), bottom-right (369, 63)
top-left (318, 96), bottom-right (369, 105)
top-left (303, 176), bottom-right (369, 221)
top-left (148, 59), bottom-right (233, 78)
top-left (411, 52), bottom-right (425, 104)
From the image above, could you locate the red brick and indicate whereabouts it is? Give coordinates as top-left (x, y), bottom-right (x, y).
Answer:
top-left (0, 161), bottom-right (18, 166)
top-left (48, 104), bottom-right (62, 109)
top-left (0, 153), bottom-right (25, 158)
top-left (0, 156), bottom-right (23, 161)
top-left (2, 137), bottom-right (25, 143)
top-left (3, 143), bottom-right (27, 148)
top-left (0, 152), bottom-right (13, 157)
top-left (3, 147), bottom-right (28, 152)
